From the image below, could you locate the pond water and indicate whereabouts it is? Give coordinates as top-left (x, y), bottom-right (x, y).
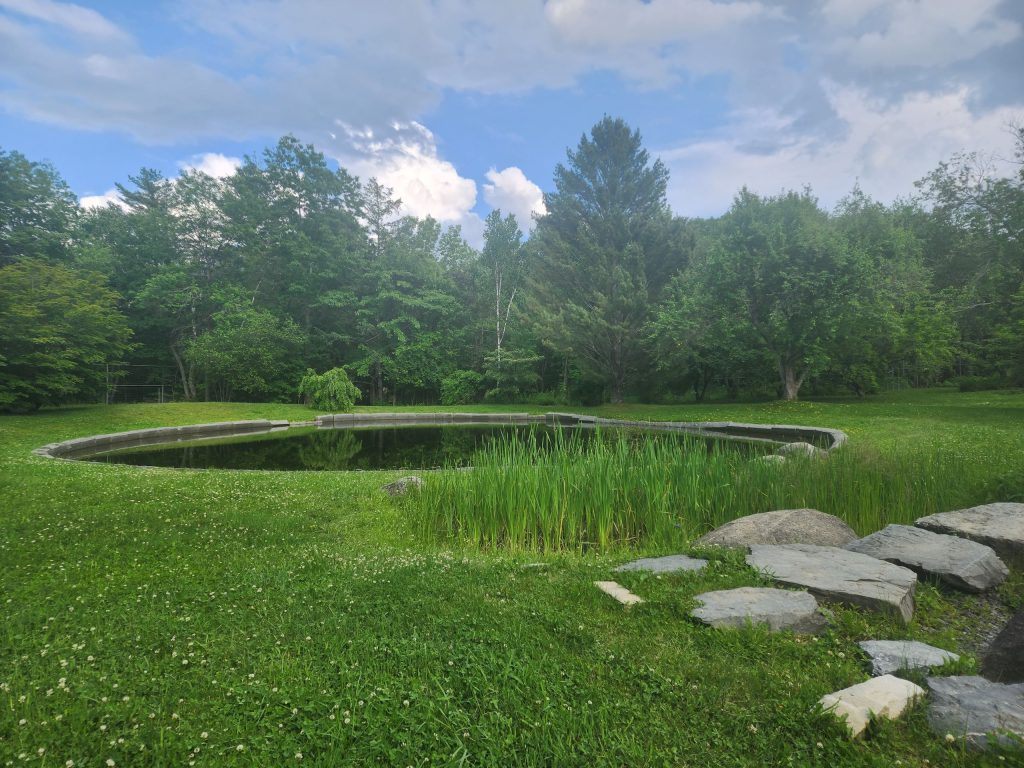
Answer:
top-left (82, 423), bottom-right (760, 471)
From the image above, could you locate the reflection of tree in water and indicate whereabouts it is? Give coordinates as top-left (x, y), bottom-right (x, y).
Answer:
top-left (297, 429), bottom-right (362, 470)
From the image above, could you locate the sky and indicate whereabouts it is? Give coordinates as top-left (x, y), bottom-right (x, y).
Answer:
top-left (1, 0), bottom-right (1022, 246)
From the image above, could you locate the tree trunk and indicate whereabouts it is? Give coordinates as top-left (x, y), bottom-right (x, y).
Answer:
top-left (170, 343), bottom-right (195, 401)
top-left (779, 359), bottom-right (804, 401)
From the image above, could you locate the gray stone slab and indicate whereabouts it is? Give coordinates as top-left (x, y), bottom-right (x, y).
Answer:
top-left (846, 524), bottom-right (1008, 593)
top-left (916, 503), bottom-right (1024, 565)
top-left (696, 509), bottom-right (858, 550)
top-left (926, 675), bottom-right (1024, 750)
top-left (614, 554), bottom-right (707, 574)
top-left (746, 544), bottom-right (917, 623)
top-left (982, 610), bottom-right (1024, 684)
top-left (858, 640), bottom-right (960, 676)
top-left (594, 581), bottom-right (643, 606)
top-left (691, 587), bottom-right (827, 634)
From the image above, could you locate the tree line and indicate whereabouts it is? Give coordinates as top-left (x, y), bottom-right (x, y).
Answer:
top-left (2, 117), bottom-right (1022, 412)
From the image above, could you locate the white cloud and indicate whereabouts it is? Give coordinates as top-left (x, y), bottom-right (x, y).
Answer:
top-left (180, 152), bottom-right (241, 178)
top-left (482, 167), bottom-right (547, 229)
top-left (0, 0), bottom-right (130, 43)
top-left (829, 0), bottom-right (1020, 70)
top-left (660, 84), bottom-right (1023, 217)
top-left (79, 188), bottom-right (126, 210)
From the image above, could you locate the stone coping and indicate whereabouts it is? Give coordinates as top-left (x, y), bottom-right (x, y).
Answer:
top-left (35, 411), bottom-right (847, 463)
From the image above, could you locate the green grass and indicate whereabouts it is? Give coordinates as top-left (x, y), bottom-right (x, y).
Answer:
top-left (412, 427), bottom-right (1007, 551)
top-left (1, 391), bottom-right (1023, 766)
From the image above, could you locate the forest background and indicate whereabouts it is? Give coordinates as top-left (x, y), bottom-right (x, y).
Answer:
top-left (2, 116), bottom-right (1023, 412)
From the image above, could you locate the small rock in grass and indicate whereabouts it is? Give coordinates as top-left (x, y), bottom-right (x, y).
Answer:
top-left (982, 610), bottom-right (1024, 684)
top-left (915, 503), bottom-right (1024, 565)
top-left (846, 524), bottom-right (1008, 593)
top-left (697, 509), bottom-right (857, 549)
top-left (858, 640), bottom-right (960, 676)
top-left (818, 674), bottom-right (925, 738)
top-left (614, 554), bottom-right (707, 574)
top-left (691, 587), bottom-right (827, 634)
top-left (594, 581), bottom-right (644, 606)
top-left (926, 675), bottom-right (1024, 750)
top-left (382, 476), bottom-right (424, 496)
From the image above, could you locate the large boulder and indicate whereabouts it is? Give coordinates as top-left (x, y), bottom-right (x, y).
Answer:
top-left (926, 676), bottom-right (1024, 750)
top-left (982, 610), bottom-right (1024, 684)
top-left (696, 509), bottom-right (858, 550)
top-left (845, 524), bottom-right (1008, 593)
top-left (614, 554), bottom-right (707, 574)
top-left (858, 640), bottom-right (959, 676)
top-left (746, 544), bottom-right (917, 623)
top-left (915, 503), bottom-right (1024, 565)
top-left (690, 587), bottom-right (828, 634)
top-left (818, 675), bottom-right (925, 738)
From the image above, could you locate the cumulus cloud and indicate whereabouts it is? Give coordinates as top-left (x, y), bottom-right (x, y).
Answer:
top-left (660, 85), bottom-right (1023, 217)
top-left (179, 152), bottom-right (242, 178)
top-left (482, 167), bottom-right (547, 230)
top-left (79, 188), bottom-right (125, 210)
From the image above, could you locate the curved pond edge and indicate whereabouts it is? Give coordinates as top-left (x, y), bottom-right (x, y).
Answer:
top-left (34, 412), bottom-right (846, 463)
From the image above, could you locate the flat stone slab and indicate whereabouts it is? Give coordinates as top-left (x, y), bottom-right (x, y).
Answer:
top-left (614, 554), bottom-right (707, 574)
top-left (594, 581), bottom-right (644, 606)
top-left (747, 544), bottom-right (917, 623)
top-left (982, 610), bottom-right (1024, 684)
top-left (926, 676), bottom-right (1024, 749)
top-left (696, 509), bottom-right (857, 549)
top-left (691, 587), bottom-right (827, 634)
top-left (846, 524), bottom-right (1008, 593)
top-left (818, 674), bottom-right (925, 738)
top-left (382, 476), bottom-right (424, 496)
top-left (915, 503), bottom-right (1024, 565)
top-left (858, 640), bottom-right (960, 676)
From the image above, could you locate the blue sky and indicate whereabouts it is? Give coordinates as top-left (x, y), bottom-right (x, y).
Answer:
top-left (2, 0), bottom-right (1022, 245)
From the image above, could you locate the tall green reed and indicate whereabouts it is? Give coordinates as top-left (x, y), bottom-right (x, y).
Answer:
top-left (409, 427), bottom-right (992, 552)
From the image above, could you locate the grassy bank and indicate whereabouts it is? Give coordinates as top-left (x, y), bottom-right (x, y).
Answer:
top-left (1, 391), bottom-right (1022, 766)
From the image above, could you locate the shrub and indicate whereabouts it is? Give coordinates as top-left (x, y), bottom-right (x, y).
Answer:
top-left (440, 370), bottom-right (484, 405)
top-left (298, 367), bottom-right (361, 412)
top-left (957, 375), bottom-right (1010, 392)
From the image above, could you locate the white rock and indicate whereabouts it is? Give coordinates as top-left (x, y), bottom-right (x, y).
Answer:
top-left (818, 674), bottom-right (925, 738)
top-left (594, 581), bottom-right (644, 606)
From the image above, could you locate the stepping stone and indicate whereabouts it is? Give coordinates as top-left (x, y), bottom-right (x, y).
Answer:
top-left (845, 524), bottom-right (1008, 593)
top-left (614, 554), bottom-right (707, 574)
top-left (696, 508), bottom-right (857, 549)
top-left (594, 581), bottom-right (644, 606)
top-left (818, 674), bottom-right (925, 738)
top-left (915, 502), bottom-right (1024, 565)
top-left (982, 610), bottom-right (1024, 684)
top-left (926, 676), bottom-right (1024, 750)
top-left (746, 544), bottom-right (917, 623)
top-left (691, 587), bottom-right (827, 634)
top-left (382, 475), bottom-right (424, 496)
top-left (858, 640), bottom-right (960, 676)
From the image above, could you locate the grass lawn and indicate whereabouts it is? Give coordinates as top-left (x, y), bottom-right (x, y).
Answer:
top-left (1, 389), bottom-right (1022, 766)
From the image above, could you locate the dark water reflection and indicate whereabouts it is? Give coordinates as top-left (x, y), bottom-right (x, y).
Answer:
top-left (83, 423), bottom-right (755, 471)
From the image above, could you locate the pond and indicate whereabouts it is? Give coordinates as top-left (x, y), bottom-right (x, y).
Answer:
top-left (81, 423), bottom-right (764, 471)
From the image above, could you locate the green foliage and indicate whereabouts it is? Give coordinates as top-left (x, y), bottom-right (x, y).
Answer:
top-left (530, 117), bottom-right (673, 403)
top-left (439, 369), bottom-right (484, 405)
top-left (185, 298), bottom-right (305, 401)
top-left (0, 148), bottom-right (80, 265)
top-left (0, 260), bottom-right (131, 412)
top-left (298, 366), bottom-right (362, 412)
